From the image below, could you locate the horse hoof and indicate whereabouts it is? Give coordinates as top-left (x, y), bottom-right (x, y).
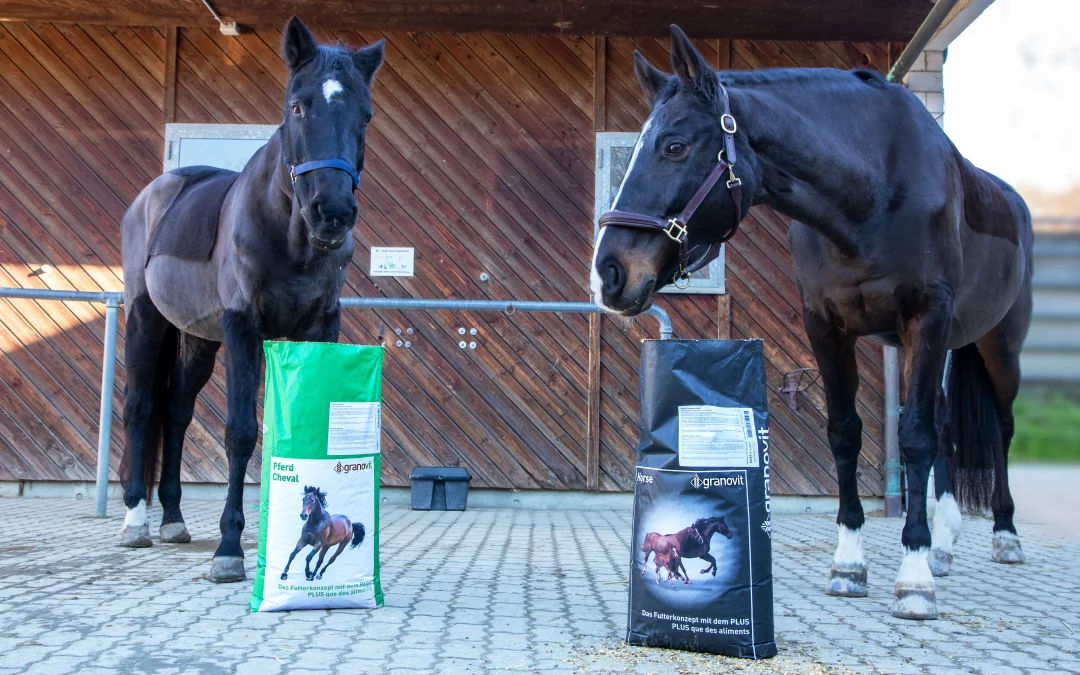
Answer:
top-left (929, 548), bottom-right (953, 577)
top-left (159, 522), bottom-right (191, 544)
top-left (280, 573), bottom-right (288, 581)
top-left (120, 525), bottom-right (152, 548)
top-left (826, 563), bottom-right (867, 597)
top-left (316, 574), bottom-right (323, 580)
top-left (991, 531), bottom-right (1025, 564)
top-left (892, 583), bottom-right (938, 620)
top-left (209, 556), bottom-right (246, 583)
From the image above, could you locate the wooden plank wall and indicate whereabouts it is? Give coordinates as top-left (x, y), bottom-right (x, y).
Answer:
top-left (0, 23), bottom-right (890, 496)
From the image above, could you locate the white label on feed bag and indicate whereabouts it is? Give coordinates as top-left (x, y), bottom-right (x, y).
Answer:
top-left (677, 405), bottom-right (758, 467)
top-left (327, 402), bottom-right (381, 456)
top-left (369, 247), bottom-right (415, 277)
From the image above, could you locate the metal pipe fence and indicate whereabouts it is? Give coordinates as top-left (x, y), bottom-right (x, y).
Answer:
top-left (0, 289), bottom-right (672, 517)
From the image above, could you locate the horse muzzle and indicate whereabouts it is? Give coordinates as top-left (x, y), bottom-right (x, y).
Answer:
top-left (300, 513), bottom-right (308, 521)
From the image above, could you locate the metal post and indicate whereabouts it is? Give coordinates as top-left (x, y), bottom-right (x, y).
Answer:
top-left (886, 0), bottom-right (961, 83)
top-left (95, 296), bottom-right (120, 517)
top-left (884, 345), bottom-right (902, 517)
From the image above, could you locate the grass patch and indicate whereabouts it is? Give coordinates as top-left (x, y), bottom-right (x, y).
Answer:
top-left (1011, 393), bottom-right (1080, 463)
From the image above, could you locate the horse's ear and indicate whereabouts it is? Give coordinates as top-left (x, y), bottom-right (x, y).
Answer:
top-left (282, 16), bottom-right (319, 70)
top-left (633, 50), bottom-right (669, 107)
top-left (353, 40), bottom-right (385, 86)
top-left (669, 24), bottom-right (716, 99)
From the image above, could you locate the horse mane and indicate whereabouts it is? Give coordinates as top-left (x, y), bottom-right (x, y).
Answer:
top-left (653, 66), bottom-right (890, 111)
top-left (304, 485), bottom-right (328, 509)
top-left (692, 516), bottom-right (723, 530)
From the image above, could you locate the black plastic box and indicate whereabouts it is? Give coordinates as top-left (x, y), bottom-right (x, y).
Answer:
top-left (409, 467), bottom-right (471, 511)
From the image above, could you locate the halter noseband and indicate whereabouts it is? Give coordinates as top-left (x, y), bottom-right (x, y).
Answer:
top-left (284, 158), bottom-right (361, 192)
top-left (597, 83), bottom-right (743, 290)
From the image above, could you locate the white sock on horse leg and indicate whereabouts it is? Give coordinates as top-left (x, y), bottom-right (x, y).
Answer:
top-left (123, 499), bottom-right (148, 529)
top-left (931, 492), bottom-right (962, 551)
top-left (833, 525), bottom-right (865, 567)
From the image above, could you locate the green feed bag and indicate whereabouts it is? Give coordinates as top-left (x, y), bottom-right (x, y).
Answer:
top-left (250, 341), bottom-right (384, 612)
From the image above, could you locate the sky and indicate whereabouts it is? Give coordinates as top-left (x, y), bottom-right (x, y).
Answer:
top-left (943, 0), bottom-right (1080, 194)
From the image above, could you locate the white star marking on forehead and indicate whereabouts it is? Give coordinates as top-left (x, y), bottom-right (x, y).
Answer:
top-left (323, 79), bottom-right (344, 103)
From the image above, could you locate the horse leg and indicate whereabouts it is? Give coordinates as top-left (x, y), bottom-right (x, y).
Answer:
top-left (281, 540), bottom-right (305, 581)
top-left (119, 295), bottom-right (175, 549)
top-left (891, 287), bottom-right (953, 620)
top-left (317, 540), bottom-right (350, 580)
top-left (305, 544), bottom-right (321, 581)
top-left (209, 310), bottom-right (262, 583)
top-left (159, 334), bottom-right (220, 544)
top-left (677, 555), bottom-right (692, 584)
top-left (641, 547), bottom-right (651, 577)
top-left (804, 311), bottom-right (867, 598)
top-left (930, 389), bottom-right (961, 576)
top-left (312, 546), bottom-right (330, 581)
top-left (975, 326), bottom-right (1025, 564)
top-left (699, 553), bottom-right (717, 576)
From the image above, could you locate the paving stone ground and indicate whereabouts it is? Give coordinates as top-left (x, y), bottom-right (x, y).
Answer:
top-left (0, 497), bottom-right (1077, 674)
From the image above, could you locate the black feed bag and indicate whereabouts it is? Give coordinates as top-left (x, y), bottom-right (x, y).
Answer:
top-left (627, 339), bottom-right (776, 659)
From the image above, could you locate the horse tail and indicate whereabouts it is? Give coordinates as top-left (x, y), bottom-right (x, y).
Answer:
top-left (947, 343), bottom-right (1001, 512)
top-left (350, 522), bottom-right (366, 549)
top-left (120, 323), bottom-right (179, 504)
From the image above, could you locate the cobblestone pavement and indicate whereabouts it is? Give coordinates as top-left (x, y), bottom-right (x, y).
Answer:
top-left (0, 497), bottom-right (1077, 674)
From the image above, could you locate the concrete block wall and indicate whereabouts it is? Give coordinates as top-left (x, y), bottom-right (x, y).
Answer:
top-left (905, 50), bottom-right (945, 127)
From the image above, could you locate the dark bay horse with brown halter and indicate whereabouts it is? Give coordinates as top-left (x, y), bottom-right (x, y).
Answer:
top-left (281, 486), bottom-right (366, 582)
top-left (117, 17), bottom-right (383, 583)
top-left (594, 25), bottom-right (1031, 620)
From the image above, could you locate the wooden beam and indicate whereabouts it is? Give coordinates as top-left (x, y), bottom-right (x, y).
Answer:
top-left (162, 27), bottom-right (178, 123)
top-left (718, 295), bottom-right (732, 340)
top-left (717, 39), bottom-right (731, 70)
top-left (593, 36), bottom-right (606, 133)
top-left (586, 313), bottom-right (602, 490)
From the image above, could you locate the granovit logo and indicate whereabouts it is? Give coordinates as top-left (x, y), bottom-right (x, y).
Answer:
top-left (690, 473), bottom-right (745, 489)
top-left (335, 460), bottom-right (373, 474)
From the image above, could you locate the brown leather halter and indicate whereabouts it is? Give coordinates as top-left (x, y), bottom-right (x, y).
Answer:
top-left (597, 85), bottom-right (744, 289)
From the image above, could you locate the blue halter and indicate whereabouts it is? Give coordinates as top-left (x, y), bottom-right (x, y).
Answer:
top-left (285, 158), bottom-right (360, 191)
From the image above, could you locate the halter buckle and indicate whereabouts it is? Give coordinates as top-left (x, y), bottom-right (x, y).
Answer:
top-left (673, 270), bottom-right (692, 289)
top-left (720, 113), bottom-right (737, 135)
top-left (664, 218), bottom-right (687, 243)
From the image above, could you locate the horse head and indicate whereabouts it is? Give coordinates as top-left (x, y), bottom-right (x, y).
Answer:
top-left (301, 485), bottom-right (328, 520)
top-left (279, 16), bottom-right (384, 251)
top-left (591, 24), bottom-right (752, 315)
top-left (694, 516), bottom-right (734, 540)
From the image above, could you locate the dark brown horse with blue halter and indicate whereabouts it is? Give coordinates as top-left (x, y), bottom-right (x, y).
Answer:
top-left (281, 486), bottom-right (366, 582)
top-left (117, 17), bottom-right (383, 583)
top-left (594, 26), bottom-right (1031, 620)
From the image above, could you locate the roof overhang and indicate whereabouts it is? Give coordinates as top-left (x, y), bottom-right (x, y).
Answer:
top-left (0, 1), bottom-right (938, 42)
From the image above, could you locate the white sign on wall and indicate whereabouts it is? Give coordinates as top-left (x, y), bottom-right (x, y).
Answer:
top-left (369, 247), bottom-right (415, 277)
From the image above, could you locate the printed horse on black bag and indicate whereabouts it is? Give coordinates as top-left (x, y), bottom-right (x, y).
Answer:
top-left (679, 516), bottom-right (734, 577)
top-left (641, 520), bottom-right (712, 584)
top-left (281, 486), bottom-right (366, 581)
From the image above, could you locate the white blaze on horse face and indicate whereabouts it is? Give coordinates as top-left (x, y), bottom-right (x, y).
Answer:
top-left (123, 499), bottom-right (147, 528)
top-left (611, 115), bottom-right (655, 210)
top-left (931, 492), bottom-right (962, 553)
top-left (323, 79), bottom-right (344, 103)
top-left (833, 524), bottom-right (865, 566)
top-left (591, 114), bottom-right (655, 310)
top-left (590, 226), bottom-right (610, 309)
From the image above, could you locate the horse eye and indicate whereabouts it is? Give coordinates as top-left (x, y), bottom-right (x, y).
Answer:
top-left (291, 103), bottom-right (303, 117)
top-left (666, 142), bottom-right (686, 156)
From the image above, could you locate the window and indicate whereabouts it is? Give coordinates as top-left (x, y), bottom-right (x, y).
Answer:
top-left (163, 123), bottom-right (279, 172)
top-left (593, 132), bottom-right (725, 294)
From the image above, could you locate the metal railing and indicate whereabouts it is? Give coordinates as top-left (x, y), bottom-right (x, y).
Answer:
top-left (0, 288), bottom-right (671, 517)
